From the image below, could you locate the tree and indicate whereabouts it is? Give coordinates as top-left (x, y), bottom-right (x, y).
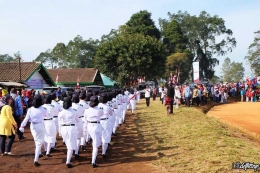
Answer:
top-left (34, 49), bottom-right (58, 69)
top-left (94, 26), bottom-right (166, 86)
top-left (52, 43), bottom-right (68, 68)
top-left (165, 53), bottom-right (191, 84)
top-left (220, 57), bottom-right (232, 82)
top-left (160, 19), bottom-right (188, 54)
top-left (221, 57), bottom-right (244, 82)
top-left (162, 11), bottom-right (236, 80)
top-left (66, 36), bottom-right (99, 68)
top-left (245, 30), bottom-right (260, 74)
top-left (229, 62), bottom-right (244, 82)
top-left (0, 54), bottom-right (15, 62)
top-left (126, 10), bottom-right (160, 40)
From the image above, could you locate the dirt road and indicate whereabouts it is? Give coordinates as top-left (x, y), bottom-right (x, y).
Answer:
top-left (207, 102), bottom-right (260, 140)
top-left (0, 110), bottom-right (158, 173)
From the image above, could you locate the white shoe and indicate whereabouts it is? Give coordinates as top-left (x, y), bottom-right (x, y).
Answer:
top-left (5, 152), bottom-right (14, 155)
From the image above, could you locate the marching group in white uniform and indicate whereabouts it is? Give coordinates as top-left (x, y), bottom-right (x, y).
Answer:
top-left (19, 89), bottom-right (139, 168)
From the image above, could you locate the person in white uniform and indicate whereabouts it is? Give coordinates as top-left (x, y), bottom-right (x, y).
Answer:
top-left (19, 96), bottom-right (47, 167)
top-left (174, 85), bottom-right (181, 108)
top-left (51, 93), bottom-right (62, 149)
top-left (78, 92), bottom-right (89, 151)
top-left (83, 96), bottom-right (103, 168)
top-left (71, 94), bottom-right (84, 158)
top-left (58, 97), bottom-right (79, 168)
top-left (42, 95), bottom-right (57, 157)
top-left (121, 90), bottom-right (128, 123)
top-left (98, 93), bottom-right (113, 158)
top-left (128, 90), bottom-right (136, 115)
top-left (111, 91), bottom-right (119, 136)
top-left (84, 93), bottom-right (92, 144)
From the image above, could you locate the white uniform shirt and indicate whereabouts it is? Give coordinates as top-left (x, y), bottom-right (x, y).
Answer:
top-left (58, 107), bottom-right (79, 126)
top-left (58, 100), bottom-right (64, 108)
top-left (51, 100), bottom-right (62, 116)
top-left (111, 98), bottom-right (118, 109)
top-left (116, 94), bottom-right (123, 105)
top-left (98, 103), bottom-right (113, 119)
top-left (145, 88), bottom-right (151, 98)
top-left (72, 102), bottom-right (85, 118)
top-left (21, 106), bottom-right (47, 127)
top-left (42, 104), bottom-right (56, 119)
top-left (79, 100), bottom-right (90, 109)
top-left (84, 106), bottom-right (103, 122)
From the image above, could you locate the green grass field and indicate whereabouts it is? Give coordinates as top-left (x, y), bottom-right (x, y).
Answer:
top-left (134, 99), bottom-right (260, 172)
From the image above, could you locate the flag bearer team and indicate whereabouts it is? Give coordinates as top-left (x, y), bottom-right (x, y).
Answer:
top-left (0, 87), bottom-right (138, 168)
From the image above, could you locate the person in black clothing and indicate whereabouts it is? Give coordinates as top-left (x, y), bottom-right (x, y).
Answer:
top-left (166, 83), bottom-right (175, 114)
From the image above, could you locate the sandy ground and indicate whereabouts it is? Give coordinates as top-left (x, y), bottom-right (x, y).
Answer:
top-left (207, 102), bottom-right (260, 140)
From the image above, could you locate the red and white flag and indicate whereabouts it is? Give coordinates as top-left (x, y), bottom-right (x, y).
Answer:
top-left (55, 74), bottom-right (59, 84)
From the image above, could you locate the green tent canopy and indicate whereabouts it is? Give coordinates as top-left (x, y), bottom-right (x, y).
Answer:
top-left (101, 73), bottom-right (115, 88)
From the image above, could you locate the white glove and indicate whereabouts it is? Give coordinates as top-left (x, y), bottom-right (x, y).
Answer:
top-left (19, 127), bottom-right (24, 133)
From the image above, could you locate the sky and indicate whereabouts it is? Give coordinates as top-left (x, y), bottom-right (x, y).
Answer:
top-left (0, 0), bottom-right (260, 77)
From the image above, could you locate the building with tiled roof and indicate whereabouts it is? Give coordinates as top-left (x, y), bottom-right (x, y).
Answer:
top-left (47, 68), bottom-right (104, 87)
top-left (0, 62), bottom-right (54, 88)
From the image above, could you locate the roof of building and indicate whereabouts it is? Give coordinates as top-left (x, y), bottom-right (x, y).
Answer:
top-left (47, 68), bottom-right (99, 84)
top-left (0, 62), bottom-right (54, 86)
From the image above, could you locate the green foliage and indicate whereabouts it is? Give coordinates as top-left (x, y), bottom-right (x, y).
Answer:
top-left (126, 10), bottom-right (160, 40)
top-left (245, 30), bottom-right (260, 74)
top-left (34, 49), bottom-right (57, 69)
top-left (34, 35), bottom-right (99, 68)
top-left (159, 19), bottom-right (188, 54)
top-left (165, 53), bottom-right (191, 83)
top-left (94, 26), bottom-right (166, 86)
top-left (221, 57), bottom-right (244, 82)
top-left (66, 35), bottom-right (99, 68)
top-left (0, 54), bottom-right (15, 62)
top-left (162, 10), bottom-right (236, 79)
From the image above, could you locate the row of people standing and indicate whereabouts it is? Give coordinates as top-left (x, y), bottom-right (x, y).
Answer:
top-left (17, 88), bottom-right (138, 168)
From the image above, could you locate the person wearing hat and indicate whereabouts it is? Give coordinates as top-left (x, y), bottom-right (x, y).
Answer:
top-left (58, 97), bottom-right (79, 168)
top-left (98, 93), bottom-right (113, 158)
top-left (0, 95), bottom-right (18, 156)
top-left (19, 96), bottom-right (47, 166)
top-left (83, 96), bottom-right (103, 168)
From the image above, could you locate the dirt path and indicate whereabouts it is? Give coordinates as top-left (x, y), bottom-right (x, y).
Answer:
top-left (0, 110), bottom-right (159, 173)
top-left (207, 102), bottom-right (260, 140)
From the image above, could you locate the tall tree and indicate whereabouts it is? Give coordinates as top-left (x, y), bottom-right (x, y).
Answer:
top-left (220, 57), bottom-right (232, 82)
top-left (165, 53), bottom-right (191, 83)
top-left (35, 49), bottom-right (58, 69)
top-left (52, 43), bottom-right (68, 68)
top-left (126, 10), bottom-right (160, 40)
top-left (66, 36), bottom-right (99, 68)
top-left (229, 62), bottom-right (244, 82)
top-left (245, 30), bottom-right (260, 74)
top-left (94, 25), bottom-right (166, 86)
top-left (221, 57), bottom-right (244, 82)
top-left (162, 11), bottom-right (236, 80)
